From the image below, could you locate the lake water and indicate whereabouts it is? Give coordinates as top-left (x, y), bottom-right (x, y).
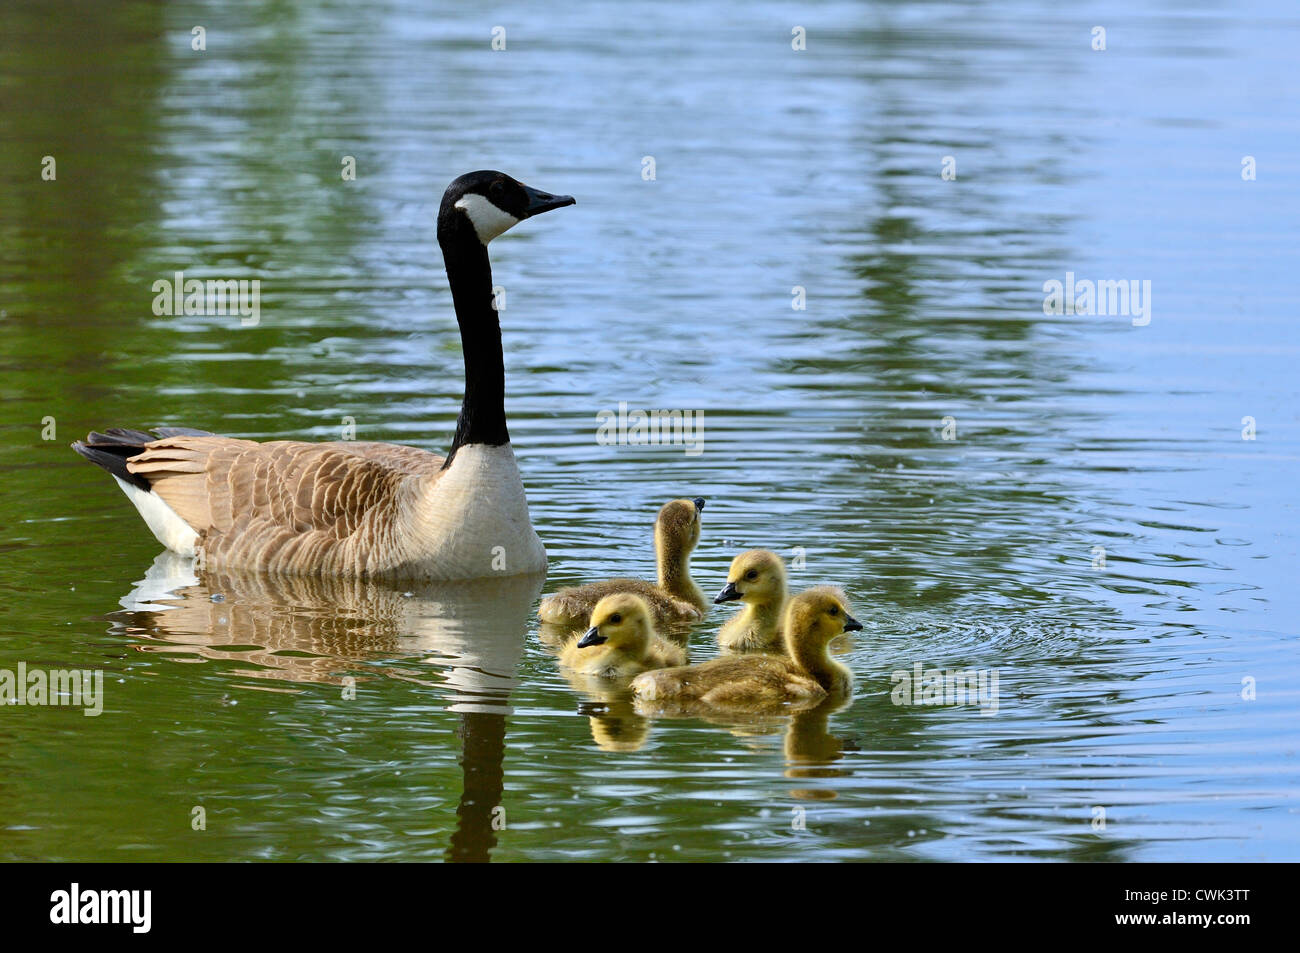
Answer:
top-left (0, 0), bottom-right (1296, 861)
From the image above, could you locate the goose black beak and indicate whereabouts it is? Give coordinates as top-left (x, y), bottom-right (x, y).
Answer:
top-left (843, 613), bottom-right (863, 632)
top-left (522, 185), bottom-right (575, 218)
top-left (693, 497), bottom-right (706, 512)
top-left (577, 626), bottom-right (606, 648)
top-left (714, 582), bottom-right (742, 604)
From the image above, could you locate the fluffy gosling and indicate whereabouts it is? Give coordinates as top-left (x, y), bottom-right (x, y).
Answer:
top-left (539, 498), bottom-right (708, 627)
top-left (715, 549), bottom-right (787, 652)
top-left (630, 587), bottom-right (861, 710)
top-left (559, 593), bottom-right (687, 679)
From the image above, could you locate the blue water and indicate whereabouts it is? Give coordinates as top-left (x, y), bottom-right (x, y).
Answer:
top-left (0, 0), bottom-right (1295, 860)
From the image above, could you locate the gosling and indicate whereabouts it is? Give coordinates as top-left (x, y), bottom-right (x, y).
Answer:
top-left (559, 593), bottom-right (687, 679)
top-left (714, 549), bottom-right (788, 652)
top-left (630, 587), bottom-right (861, 709)
top-left (539, 498), bottom-right (708, 627)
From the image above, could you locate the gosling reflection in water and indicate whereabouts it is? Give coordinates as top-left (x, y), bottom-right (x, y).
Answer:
top-left (555, 667), bottom-right (854, 768)
top-left (109, 552), bottom-right (545, 862)
top-left (783, 694), bottom-right (855, 789)
top-left (568, 682), bottom-right (652, 753)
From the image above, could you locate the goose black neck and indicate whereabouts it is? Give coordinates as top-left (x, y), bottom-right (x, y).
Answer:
top-left (440, 226), bottom-right (508, 467)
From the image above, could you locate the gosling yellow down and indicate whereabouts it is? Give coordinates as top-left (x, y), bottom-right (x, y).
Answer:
top-left (539, 498), bottom-right (708, 627)
top-left (559, 593), bottom-right (687, 679)
top-left (630, 587), bottom-right (861, 710)
top-left (714, 549), bottom-right (788, 652)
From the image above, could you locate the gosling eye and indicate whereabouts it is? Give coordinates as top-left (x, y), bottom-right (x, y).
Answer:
top-left (609, 613), bottom-right (622, 624)
top-left (745, 570), bottom-right (758, 580)
top-left (828, 606), bottom-right (840, 617)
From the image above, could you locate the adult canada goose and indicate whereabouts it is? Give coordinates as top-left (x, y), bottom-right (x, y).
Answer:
top-left (714, 549), bottom-right (788, 652)
top-left (558, 593), bottom-right (687, 679)
top-left (630, 587), bottom-right (861, 711)
top-left (71, 171), bottom-right (573, 580)
top-left (537, 498), bottom-right (708, 627)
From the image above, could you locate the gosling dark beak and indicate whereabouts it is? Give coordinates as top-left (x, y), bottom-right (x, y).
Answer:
top-left (577, 626), bottom-right (606, 648)
top-left (522, 184), bottom-right (575, 218)
top-left (714, 582), bottom-right (742, 604)
top-left (843, 613), bottom-right (863, 632)
top-left (693, 497), bottom-right (706, 512)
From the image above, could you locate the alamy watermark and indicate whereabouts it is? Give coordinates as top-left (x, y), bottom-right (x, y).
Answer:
top-left (50, 884), bottom-right (150, 933)
top-left (152, 270), bottom-right (260, 326)
top-left (890, 661), bottom-right (999, 715)
top-left (1, 663), bottom-right (104, 716)
top-left (1043, 271), bottom-right (1151, 326)
top-left (596, 401), bottom-right (704, 456)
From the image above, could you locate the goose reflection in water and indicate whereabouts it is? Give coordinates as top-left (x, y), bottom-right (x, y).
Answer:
top-left (108, 552), bottom-right (544, 862)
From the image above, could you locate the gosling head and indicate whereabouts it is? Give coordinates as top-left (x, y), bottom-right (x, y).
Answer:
top-left (578, 593), bottom-right (655, 652)
top-left (715, 549), bottom-right (787, 606)
top-left (439, 170), bottom-right (575, 247)
top-left (655, 497), bottom-right (704, 556)
top-left (783, 587), bottom-right (863, 653)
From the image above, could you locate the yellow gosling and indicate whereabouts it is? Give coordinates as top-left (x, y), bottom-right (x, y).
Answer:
top-left (538, 498), bottom-right (708, 626)
top-left (558, 593), bottom-right (687, 679)
top-left (714, 549), bottom-right (787, 652)
top-left (630, 587), bottom-right (861, 710)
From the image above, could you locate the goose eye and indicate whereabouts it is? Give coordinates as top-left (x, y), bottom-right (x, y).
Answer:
top-left (489, 180), bottom-right (504, 196)
top-left (609, 613), bottom-right (622, 624)
top-left (745, 570), bottom-right (758, 580)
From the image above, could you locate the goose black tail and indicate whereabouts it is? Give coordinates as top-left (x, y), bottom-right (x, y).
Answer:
top-left (71, 426), bottom-right (215, 491)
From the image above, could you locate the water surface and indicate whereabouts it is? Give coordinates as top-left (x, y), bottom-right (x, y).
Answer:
top-left (0, 0), bottom-right (1296, 861)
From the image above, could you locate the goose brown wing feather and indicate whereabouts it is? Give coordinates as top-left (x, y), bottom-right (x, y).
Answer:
top-left (125, 436), bottom-right (445, 572)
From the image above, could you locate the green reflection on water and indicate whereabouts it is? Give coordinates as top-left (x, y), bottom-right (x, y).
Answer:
top-left (1, 1), bottom-right (1296, 861)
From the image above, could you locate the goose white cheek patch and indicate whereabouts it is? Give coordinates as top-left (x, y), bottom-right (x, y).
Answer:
top-left (455, 193), bottom-right (520, 244)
